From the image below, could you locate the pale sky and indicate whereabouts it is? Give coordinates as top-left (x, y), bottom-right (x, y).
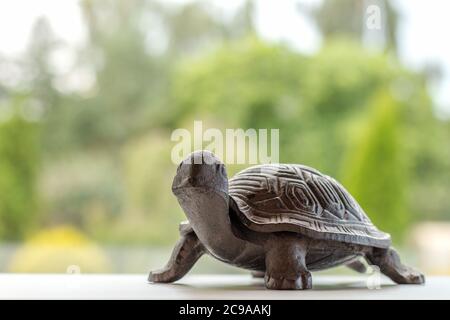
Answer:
top-left (0, 0), bottom-right (449, 116)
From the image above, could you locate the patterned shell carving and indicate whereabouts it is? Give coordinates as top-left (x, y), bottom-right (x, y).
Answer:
top-left (229, 164), bottom-right (391, 248)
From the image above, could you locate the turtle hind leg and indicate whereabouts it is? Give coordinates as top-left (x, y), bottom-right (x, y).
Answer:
top-left (149, 225), bottom-right (204, 283)
top-left (264, 233), bottom-right (312, 290)
top-left (346, 259), bottom-right (367, 273)
top-left (366, 247), bottom-right (425, 284)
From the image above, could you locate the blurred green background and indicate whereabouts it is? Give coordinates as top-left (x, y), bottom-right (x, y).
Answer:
top-left (0, 0), bottom-right (449, 275)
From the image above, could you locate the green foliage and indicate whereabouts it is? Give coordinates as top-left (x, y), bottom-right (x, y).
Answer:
top-left (170, 37), bottom-right (306, 129)
top-left (294, 39), bottom-right (399, 173)
top-left (43, 0), bottom-right (256, 153)
top-left (170, 37), bottom-right (409, 173)
top-left (88, 133), bottom-right (183, 245)
top-left (169, 38), bottom-right (439, 240)
top-left (407, 117), bottom-right (450, 221)
top-left (45, 2), bottom-right (169, 150)
top-left (341, 91), bottom-right (408, 239)
top-left (0, 0), bottom-right (447, 249)
top-left (0, 100), bottom-right (40, 240)
top-left (38, 152), bottom-right (123, 228)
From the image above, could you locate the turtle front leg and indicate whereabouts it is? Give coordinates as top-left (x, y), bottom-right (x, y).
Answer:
top-left (366, 247), bottom-right (425, 284)
top-left (264, 233), bottom-right (312, 290)
top-left (149, 223), bottom-right (204, 283)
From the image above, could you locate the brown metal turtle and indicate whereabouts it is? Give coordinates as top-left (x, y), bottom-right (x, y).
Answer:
top-left (149, 150), bottom-right (425, 290)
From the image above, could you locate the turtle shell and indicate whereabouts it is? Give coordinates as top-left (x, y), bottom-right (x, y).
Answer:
top-left (229, 164), bottom-right (391, 248)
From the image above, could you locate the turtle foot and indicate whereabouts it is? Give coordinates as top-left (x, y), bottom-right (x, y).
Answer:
top-left (367, 247), bottom-right (425, 285)
top-left (148, 269), bottom-right (176, 283)
top-left (264, 272), bottom-right (312, 290)
top-left (148, 227), bottom-right (205, 284)
top-left (394, 268), bottom-right (425, 285)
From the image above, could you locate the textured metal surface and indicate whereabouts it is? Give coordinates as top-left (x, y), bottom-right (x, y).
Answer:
top-left (152, 151), bottom-right (424, 290)
top-left (229, 164), bottom-right (391, 248)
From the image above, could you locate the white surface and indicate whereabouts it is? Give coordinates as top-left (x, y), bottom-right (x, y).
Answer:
top-left (0, 274), bottom-right (448, 300)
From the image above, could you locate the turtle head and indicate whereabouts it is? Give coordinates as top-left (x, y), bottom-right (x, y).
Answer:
top-left (172, 151), bottom-right (250, 261)
top-left (172, 150), bottom-right (228, 195)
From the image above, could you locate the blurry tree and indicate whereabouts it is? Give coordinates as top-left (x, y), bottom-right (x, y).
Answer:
top-left (89, 134), bottom-right (182, 244)
top-left (169, 37), bottom-right (305, 129)
top-left (341, 91), bottom-right (408, 239)
top-left (38, 152), bottom-right (123, 228)
top-left (164, 1), bottom-right (225, 56)
top-left (407, 115), bottom-right (450, 222)
top-left (54, 0), bottom-right (257, 150)
top-left (33, 0), bottom-right (258, 243)
top-left (226, 0), bottom-right (255, 39)
top-left (0, 0), bottom-right (447, 248)
top-left (163, 0), bottom-right (255, 56)
top-left (298, 39), bottom-right (398, 173)
top-left (55, 0), bottom-right (167, 148)
top-left (305, 0), bottom-right (399, 53)
top-left (169, 37), bottom-right (437, 241)
top-left (0, 57), bottom-right (8, 99)
top-left (23, 17), bottom-right (60, 107)
top-left (0, 99), bottom-right (40, 240)
top-left (23, 17), bottom-right (62, 154)
top-left (170, 38), bottom-right (402, 173)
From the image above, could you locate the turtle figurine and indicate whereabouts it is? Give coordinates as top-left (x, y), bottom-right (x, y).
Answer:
top-left (149, 150), bottom-right (425, 290)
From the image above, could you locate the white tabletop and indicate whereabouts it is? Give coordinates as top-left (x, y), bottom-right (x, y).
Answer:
top-left (0, 274), bottom-right (448, 300)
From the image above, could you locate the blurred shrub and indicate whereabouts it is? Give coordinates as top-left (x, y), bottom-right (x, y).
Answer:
top-left (0, 99), bottom-right (39, 240)
top-left (4, 26), bottom-right (441, 245)
top-left (169, 37), bottom-right (437, 241)
top-left (342, 91), bottom-right (408, 238)
top-left (78, 133), bottom-right (183, 245)
top-left (168, 37), bottom-right (309, 141)
top-left (39, 152), bottom-right (123, 228)
top-left (8, 226), bottom-right (110, 272)
top-left (170, 38), bottom-right (402, 171)
top-left (0, 0), bottom-right (447, 252)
